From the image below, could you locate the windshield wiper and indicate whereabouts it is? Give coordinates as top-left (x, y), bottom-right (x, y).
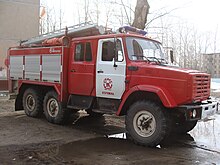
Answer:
top-left (157, 58), bottom-right (168, 64)
top-left (145, 57), bottom-right (161, 64)
top-left (146, 57), bottom-right (169, 65)
top-left (131, 55), bottom-right (149, 61)
top-left (131, 55), bottom-right (168, 65)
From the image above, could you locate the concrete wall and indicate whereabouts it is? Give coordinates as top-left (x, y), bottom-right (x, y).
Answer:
top-left (0, 0), bottom-right (40, 68)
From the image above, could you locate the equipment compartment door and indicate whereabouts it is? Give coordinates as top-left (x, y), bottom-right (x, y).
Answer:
top-left (96, 38), bottom-right (126, 99)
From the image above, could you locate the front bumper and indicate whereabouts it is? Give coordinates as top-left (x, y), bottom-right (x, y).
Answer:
top-left (178, 100), bottom-right (219, 121)
top-left (200, 101), bottom-right (219, 120)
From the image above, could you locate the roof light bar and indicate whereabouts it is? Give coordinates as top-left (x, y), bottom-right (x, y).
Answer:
top-left (119, 26), bottom-right (147, 36)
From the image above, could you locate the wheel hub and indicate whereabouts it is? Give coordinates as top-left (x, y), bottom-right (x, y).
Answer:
top-left (26, 95), bottom-right (35, 111)
top-left (139, 116), bottom-right (152, 130)
top-left (133, 111), bottom-right (156, 137)
top-left (47, 98), bottom-right (59, 117)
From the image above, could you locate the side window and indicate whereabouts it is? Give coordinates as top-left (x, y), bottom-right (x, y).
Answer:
top-left (101, 39), bottom-right (124, 62)
top-left (74, 42), bottom-right (92, 62)
top-left (85, 42), bottom-right (92, 61)
top-left (75, 43), bottom-right (84, 61)
top-left (102, 41), bottom-right (115, 61)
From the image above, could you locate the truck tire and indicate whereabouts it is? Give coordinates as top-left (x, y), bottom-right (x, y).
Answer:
top-left (23, 88), bottom-right (43, 118)
top-left (173, 120), bottom-right (198, 134)
top-left (43, 91), bottom-right (67, 124)
top-left (126, 101), bottom-right (171, 147)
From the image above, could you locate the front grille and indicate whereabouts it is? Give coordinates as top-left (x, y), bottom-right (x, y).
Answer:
top-left (192, 74), bottom-right (210, 101)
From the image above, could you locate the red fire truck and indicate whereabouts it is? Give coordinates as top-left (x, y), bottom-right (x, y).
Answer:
top-left (6, 23), bottom-right (218, 147)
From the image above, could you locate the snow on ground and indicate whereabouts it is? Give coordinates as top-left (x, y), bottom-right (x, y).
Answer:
top-left (211, 79), bottom-right (220, 107)
top-left (211, 78), bottom-right (220, 93)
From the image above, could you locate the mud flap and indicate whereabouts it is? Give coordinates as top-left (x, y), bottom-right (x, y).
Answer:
top-left (15, 93), bottom-right (23, 111)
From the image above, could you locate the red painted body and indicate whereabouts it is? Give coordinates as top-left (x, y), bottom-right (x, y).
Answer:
top-left (7, 33), bottom-right (210, 115)
top-left (68, 40), bottom-right (96, 96)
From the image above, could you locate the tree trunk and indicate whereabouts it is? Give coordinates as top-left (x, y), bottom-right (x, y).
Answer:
top-left (132, 0), bottom-right (150, 30)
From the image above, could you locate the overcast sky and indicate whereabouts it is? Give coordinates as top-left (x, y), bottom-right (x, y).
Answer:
top-left (150, 0), bottom-right (219, 32)
top-left (42, 0), bottom-right (220, 52)
top-left (42, 0), bottom-right (219, 32)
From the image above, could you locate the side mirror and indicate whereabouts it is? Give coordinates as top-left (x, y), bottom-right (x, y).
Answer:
top-left (113, 38), bottom-right (118, 68)
top-left (113, 57), bottom-right (117, 67)
top-left (170, 50), bottom-right (174, 63)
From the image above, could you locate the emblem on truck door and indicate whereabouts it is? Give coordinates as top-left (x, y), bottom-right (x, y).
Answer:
top-left (103, 78), bottom-right (113, 90)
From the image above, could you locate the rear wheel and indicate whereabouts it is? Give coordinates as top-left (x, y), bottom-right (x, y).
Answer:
top-left (43, 91), bottom-right (68, 124)
top-left (22, 88), bottom-right (43, 117)
top-left (126, 101), bottom-right (171, 147)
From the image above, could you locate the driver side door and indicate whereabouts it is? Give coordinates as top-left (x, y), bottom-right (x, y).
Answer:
top-left (96, 38), bottom-right (126, 99)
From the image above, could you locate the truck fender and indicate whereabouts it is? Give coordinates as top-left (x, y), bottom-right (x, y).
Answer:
top-left (116, 85), bottom-right (177, 115)
top-left (17, 81), bottom-right (62, 101)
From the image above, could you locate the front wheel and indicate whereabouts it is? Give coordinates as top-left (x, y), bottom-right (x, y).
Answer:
top-left (43, 91), bottom-right (67, 124)
top-left (126, 101), bottom-right (171, 147)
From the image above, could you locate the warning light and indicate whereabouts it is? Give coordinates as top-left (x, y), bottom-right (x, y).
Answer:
top-left (119, 26), bottom-right (147, 36)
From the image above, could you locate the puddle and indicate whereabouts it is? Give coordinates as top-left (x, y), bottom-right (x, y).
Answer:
top-left (5, 135), bottom-right (220, 164)
top-left (107, 133), bottom-right (127, 139)
top-left (107, 133), bottom-right (161, 149)
top-left (39, 135), bottom-right (220, 164)
top-left (70, 111), bottom-right (220, 151)
top-left (189, 114), bottom-right (220, 151)
top-left (0, 93), bottom-right (7, 97)
top-left (105, 115), bottom-right (220, 151)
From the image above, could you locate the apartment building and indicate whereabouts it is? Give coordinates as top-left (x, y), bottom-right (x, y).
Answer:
top-left (0, 0), bottom-right (40, 69)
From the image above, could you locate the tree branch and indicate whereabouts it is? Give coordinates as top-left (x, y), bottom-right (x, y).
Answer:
top-left (146, 7), bottom-right (179, 28)
top-left (120, 0), bottom-right (131, 25)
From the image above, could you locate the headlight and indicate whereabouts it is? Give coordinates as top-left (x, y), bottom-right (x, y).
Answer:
top-left (192, 109), bottom-right (197, 118)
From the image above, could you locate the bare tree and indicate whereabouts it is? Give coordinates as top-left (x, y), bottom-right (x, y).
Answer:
top-left (213, 25), bottom-right (218, 53)
top-left (94, 0), bottom-right (100, 24)
top-left (84, 0), bottom-right (90, 23)
top-left (40, 1), bottom-right (66, 34)
top-left (105, 5), bottom-right (113, 29)
top-left (132, 0), bottom-right (150, 29)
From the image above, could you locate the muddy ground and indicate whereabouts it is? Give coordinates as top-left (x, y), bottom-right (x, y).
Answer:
top-left (0, 95), bottom-right (220, 165)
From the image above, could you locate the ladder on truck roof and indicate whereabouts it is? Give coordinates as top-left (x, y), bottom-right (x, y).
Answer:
top-left (21, 22), bottom-right (107, 46)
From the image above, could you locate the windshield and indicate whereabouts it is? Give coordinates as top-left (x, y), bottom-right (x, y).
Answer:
top-left (126, 37), bottom-right (166, 63)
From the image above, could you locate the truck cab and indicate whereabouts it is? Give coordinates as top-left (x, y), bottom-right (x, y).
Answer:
top-left (6, 24), bottom-right (218, 147)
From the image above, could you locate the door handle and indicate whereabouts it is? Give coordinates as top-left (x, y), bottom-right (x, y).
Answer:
top-left (97, 70), bottom-right (104, 73)
top-left (71, 69), bottom-right (76, 72)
